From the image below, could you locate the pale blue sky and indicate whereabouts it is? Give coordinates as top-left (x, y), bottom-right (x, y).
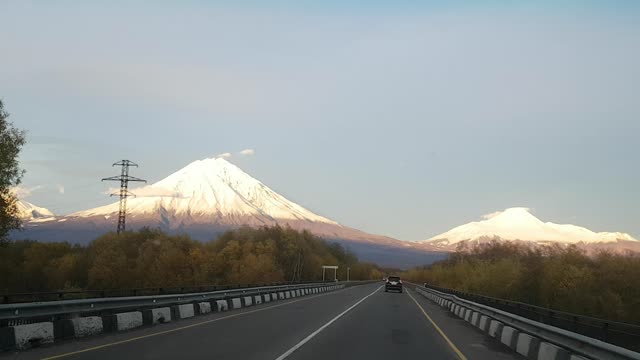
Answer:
top-left (1, 1), bottom-right (638, 240)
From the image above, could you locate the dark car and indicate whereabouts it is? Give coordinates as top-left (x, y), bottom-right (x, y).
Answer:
top-left (385, 276), bottom-right (403, 293)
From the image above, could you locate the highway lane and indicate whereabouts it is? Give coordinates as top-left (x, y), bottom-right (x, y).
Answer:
top-left (4, 283), bottom-right (521, 360)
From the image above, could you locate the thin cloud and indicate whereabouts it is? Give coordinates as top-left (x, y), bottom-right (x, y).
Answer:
top-left (216, 152), bottom-right (232, 159)
top-left (481, 210), bottom-right (503, 220)
top-left (11, 185), bottom-right (43, 199)
top-left (239, 149), bottom-right (255, 156)
top-left (57, 184), bottom-right (65, 194)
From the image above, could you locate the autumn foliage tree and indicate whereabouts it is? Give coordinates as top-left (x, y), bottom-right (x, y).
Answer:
top-left (0, 226), bottom-right (383, 294)
top-left (403, 241), bottom-right (640, 324)
top-left (0, 99), bottom-right (26, 244)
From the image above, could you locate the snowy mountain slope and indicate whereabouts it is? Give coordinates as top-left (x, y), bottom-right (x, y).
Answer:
top-left (16, 200), bottom-right (55, 220)
top-left (71, 158), bottom-right (337, 225)
top-left (423, 207), bottom-right (637, 248)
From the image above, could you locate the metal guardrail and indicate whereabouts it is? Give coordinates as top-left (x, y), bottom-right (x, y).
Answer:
top-left (0, 281), bottom-right (322, 304)
top-left (0, 281), bottom-right (352, 327)
top-left (418, 284), bottom-right (640, 360)
top-left (423, 284), bottom-right (640, 353)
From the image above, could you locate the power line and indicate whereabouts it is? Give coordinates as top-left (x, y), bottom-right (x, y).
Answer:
top-left (102, 160), bottom-right (146, 234)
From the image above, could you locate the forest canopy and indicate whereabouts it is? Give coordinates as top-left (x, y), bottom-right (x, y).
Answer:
top-left (403, 241), bottom-right (640, 324)
top-left (0, 226), bottom-right (384, 293)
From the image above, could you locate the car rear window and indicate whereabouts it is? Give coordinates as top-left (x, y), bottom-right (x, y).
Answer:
top-left (388, 276), bottom-right (400, 281)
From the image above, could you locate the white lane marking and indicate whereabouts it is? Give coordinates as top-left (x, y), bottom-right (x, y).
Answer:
top-left (274, 285), bottom-right (383, 360)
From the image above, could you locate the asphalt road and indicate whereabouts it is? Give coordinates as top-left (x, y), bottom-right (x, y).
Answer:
top-left (4, 283), bottom-right (521, 360)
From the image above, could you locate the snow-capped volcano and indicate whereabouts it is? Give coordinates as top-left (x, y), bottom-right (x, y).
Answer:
top-left (423, 207), bottom-right (637, 248)
top-left (15, 157), bottom-right (446, 268)
top-left (72, 157), bottom-right (337, 225)
top-left (17, 200), bottom-right (55, 220)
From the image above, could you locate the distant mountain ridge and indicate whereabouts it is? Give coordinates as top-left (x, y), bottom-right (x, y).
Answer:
top-left (422, 207), bottom-right (637, 250)
top-left (15, 157), bottom-right (444, 268)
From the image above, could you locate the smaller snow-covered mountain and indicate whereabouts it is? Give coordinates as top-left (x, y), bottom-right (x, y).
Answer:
top-left (16, 200), bottom-right (55, 220)
top-left (423, 207), bottom-right (637, 249)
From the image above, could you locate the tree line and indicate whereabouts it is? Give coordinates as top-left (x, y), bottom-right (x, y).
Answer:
top-left (403, 241), bottom-right (640, 324)
top-left (0, 226), bottom-right (384, 293)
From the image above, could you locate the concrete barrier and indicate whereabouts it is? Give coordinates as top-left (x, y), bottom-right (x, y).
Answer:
top-left (290, 290), bottom-right (297, 298)
top-left (231, 298), bottom-right (243, 309)
top-left (296, 290), bottom-right (302, 297)
top-left (516, 333), bottom-right (540, 359)
top-left (500, 326), bottom-right (519, 349)
top-left (285, 291), bottom-right (291, 299)
top-left (172, 304), bottom-right (195, 319)
top-left (143, 307), bottom-right (171, 325)
top-left (243, 296), bottom-right (253, 307)
top-left (488, 320), bottom-right (503, 339)
top-left (0, 322), bottom-right (54, 350)
top-left (478, 315), bottom-right (490, 331)
top-left (279, 292), bottom-right (285, 300)
top-left (104, 311), bottom-right (143, 332)
top-left (470, 312), bottom-right (480, 327)
top-left (464, 309), bottom-right (473, 322)
top-left (197, 302), bottom-right (212, 315)
top-left (215, 300), bottom-right (229, 312)
top-left (263, 294), bottom-right (271, 303)
top-left (254, 295), bottom-right (262, 305)
top-left (537, 342), bottom-right (570, 360)
top-left (67, 316), bottom-right (103, 338)
top-left (271, 293), bottom-right (278, 301)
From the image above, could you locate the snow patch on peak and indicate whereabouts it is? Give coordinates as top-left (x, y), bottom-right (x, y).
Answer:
top-left (71, 157), bottom-right (338, 225)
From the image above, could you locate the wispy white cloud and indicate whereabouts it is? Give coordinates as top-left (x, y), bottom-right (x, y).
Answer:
top-left (239, 148), bottom-right (255, 156)
top-left (481, 210), bottom-right (503, 220)
top-left (216, 152), bottom-right (232, 159)
top-left (11, 185), bottom-right (43, 199)
top-left (56, 184), bottom-right (65, 194)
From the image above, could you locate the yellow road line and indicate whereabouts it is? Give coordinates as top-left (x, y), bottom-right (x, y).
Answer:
top-left (406, 289), bottom-right (468, 360)
top-left (41, 288), bottom-right (349, 360)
